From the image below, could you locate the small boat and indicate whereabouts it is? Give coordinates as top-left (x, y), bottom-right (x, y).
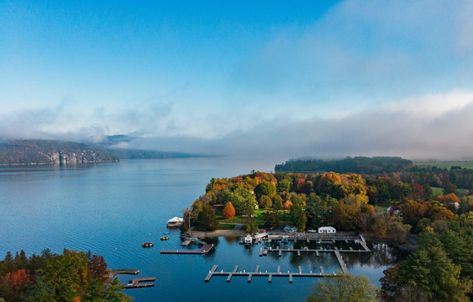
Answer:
top-left (160, 236), bottom-right (170, 241)
top-left (167, 217), bottom-right (184, 228)
top-left (244, 234), bottom-right (253, 246)
top-left (142, 242), bottom-right (154, 248)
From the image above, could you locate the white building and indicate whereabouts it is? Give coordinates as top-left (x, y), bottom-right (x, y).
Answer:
top-left (318, 226), bottom-right (336, 233)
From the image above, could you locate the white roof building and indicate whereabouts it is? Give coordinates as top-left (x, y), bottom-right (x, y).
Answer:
top-left (318, 226), bottom-right (336, 233)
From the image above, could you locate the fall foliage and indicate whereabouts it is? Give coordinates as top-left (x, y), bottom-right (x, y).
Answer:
top-left (223, 201), bottom-right (236, 218)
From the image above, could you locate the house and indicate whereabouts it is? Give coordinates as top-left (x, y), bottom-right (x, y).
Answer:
top-left (318, 226), bottom-right (336, 233)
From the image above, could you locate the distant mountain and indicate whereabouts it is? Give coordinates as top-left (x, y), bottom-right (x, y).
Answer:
top-left (0, 139), bottom-right (118, 166)
top-left (0, 138), bottom-right (213, 166)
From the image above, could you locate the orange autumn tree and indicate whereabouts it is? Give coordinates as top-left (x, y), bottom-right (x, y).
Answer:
top-left (283, 200), bottom-right (293, 210)
top-left (223, 202), bottom-right (236, 218)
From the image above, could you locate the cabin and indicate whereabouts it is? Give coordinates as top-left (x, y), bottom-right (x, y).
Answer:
top-left (167, 216), bottom-right (184, 228)
top-left (318, 226), bottom-right (336, 233)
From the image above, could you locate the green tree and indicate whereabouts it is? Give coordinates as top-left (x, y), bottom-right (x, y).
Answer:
top-left (254, 181), bottom-right (276, 200)
top-left (306, 193), bottom-right (322, 229)
top-left (273, 194), bottom-right (283, 210)
top-left (277, 177), bottom-right (292, 193)
top-left (397, 234), bottom-right (472, 302)
top-left (290, 195), bottom-right (307, 231)
top-left (196, 204), bottom-right (217, 231)
top-left (258, 195), bottom-right (272, 209)
top-left (264, 209), bottom-right (280, 229)
top-left (307, 274), bottom-right (377, 302)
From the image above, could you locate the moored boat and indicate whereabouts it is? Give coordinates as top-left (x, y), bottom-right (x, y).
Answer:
top-left (244, 234), bottom-right (253, 245)
top-left (142, 242), bottom-right (154, 248)
top-left (167, 216), bottom-right (184, 228)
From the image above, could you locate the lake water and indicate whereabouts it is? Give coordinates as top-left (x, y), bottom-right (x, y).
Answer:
top-left (0, 158), bottom-right (397, 301)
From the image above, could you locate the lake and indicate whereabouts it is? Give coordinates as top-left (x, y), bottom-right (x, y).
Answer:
top-left (0, 158), bottom-right (397, 301)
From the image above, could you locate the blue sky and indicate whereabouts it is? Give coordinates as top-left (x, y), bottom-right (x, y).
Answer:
top-left (1, 0), bottom-right (473, 159)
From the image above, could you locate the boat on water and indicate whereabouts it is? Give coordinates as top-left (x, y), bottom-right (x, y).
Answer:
top-left (244, 234), bottom-right (253, 245)
top-left (142, 242), bottom-right (154, 248)
top-left (167, 216), bottom-right (184, 228)
top-left (160, 236), bottom-right (170, 241)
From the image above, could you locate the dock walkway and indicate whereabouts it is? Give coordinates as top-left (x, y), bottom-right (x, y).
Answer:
top-left (204, 265), bottom-right (338, 283)
top-left (161, 244), bottom-right (214, 255)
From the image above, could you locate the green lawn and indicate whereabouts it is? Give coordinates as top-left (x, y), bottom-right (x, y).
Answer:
top-left (431, 186), bottom-right (444, 197)
top-left (216, 208), bottom-right (292, 229)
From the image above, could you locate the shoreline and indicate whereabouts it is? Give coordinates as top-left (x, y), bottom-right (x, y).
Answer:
top-left (190, 229), bottom-right (245, 239)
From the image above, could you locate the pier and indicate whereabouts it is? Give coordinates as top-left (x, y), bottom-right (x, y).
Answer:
top-left (161, 244), bottom-right (214, 255)
top-left (334, 250), bottom-right (348, 274)
top-left (204, 265), bottom-right (339, 283)
top-left (110, 269), bottom-right (156, 289)
top-left (262, 246), bottom-right (370, 255)
top-left (109, 269), bottom-right (139, 276)
top-left (124, 277), bottom-right (157, 289)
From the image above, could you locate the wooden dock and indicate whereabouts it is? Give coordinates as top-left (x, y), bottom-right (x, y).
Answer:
top-left (334, 250), bottom-right (348, 274)
top-left (109, 269), bottom-right (140, 276)
top-left (160, 244), bottom-right (214, 255)
top-left (263, 246), bottom-right (370, 255)
top-left (181, 240), bottom-right (192, 246)
top-left (110, 269), bottom-right (156, 289)
top-left (267, 232), bottom-right (360, 242)
top-left (204, 265), bottom-right (339, 283)
top-left (124, 277), bottom-right (156, 289)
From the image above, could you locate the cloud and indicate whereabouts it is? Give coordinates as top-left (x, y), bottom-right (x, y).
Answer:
top-left (2, 90), bottom-right (473, 161)
top-left (230, 0), bottom-right (473, 107)
top-left (131, 90), bottom-right (473, 161)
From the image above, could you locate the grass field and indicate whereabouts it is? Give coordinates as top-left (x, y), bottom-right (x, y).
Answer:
top-left (415, 160), bottom-right (473, 169)
top-left (431, 186), bottom-right (444, 196)
top-left (216, 209), bottom-right (292, 229)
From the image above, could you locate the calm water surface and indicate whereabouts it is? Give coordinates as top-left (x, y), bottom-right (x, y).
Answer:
top-left (0, 158), bottom-right (396, 301)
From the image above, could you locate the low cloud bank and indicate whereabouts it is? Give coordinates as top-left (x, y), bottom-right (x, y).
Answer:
top-left (2, 91), bottom-right (473, 161)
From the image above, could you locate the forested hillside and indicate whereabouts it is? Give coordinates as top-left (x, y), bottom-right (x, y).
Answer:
top-left (0, 139), bottom-right (118, 166)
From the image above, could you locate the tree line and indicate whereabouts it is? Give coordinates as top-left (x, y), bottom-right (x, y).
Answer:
top-left (0, 249), bottom-right (130, 302)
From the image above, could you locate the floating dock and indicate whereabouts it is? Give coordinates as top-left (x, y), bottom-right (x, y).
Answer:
top-left (110, 269), bottom-right (156, 289)
top-left (124, 277), bottom-right (157, 289)
top-left (334, 250), bottom-right (348, 274)
top-left (109, 269), bottom-right (140, 276)
top-left (204, 265), bottom-right (338, 283)
top-left (267, 232), bottom-right (365, 243)
top-left (161, 244), bottom-right (214, 255)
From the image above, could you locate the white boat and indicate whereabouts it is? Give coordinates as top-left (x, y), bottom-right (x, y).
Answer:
top-left (244, 234), bottom-right (253, 245)
top-left (167, 216), bottom-right (184, 228)
top-left (254, 231), bottom-right (268, 240)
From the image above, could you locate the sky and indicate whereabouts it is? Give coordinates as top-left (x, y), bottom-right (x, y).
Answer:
top-left (1, 0), bottom-right (473, 160)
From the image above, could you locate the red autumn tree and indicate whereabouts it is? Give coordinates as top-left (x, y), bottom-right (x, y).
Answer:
top-left (223, 202), bottom-right (236, 219)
